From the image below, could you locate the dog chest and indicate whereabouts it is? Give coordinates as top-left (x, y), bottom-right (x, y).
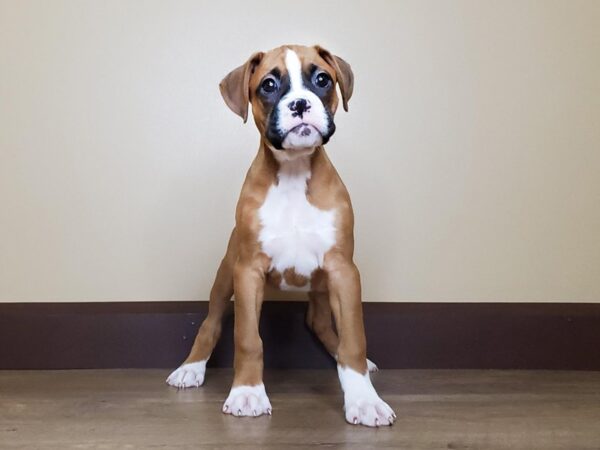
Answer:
top-left (258, 164), bottom-right (336, 283)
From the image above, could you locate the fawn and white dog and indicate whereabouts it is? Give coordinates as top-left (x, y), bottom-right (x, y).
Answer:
top-left (167, 44), bottom-right (395, 427)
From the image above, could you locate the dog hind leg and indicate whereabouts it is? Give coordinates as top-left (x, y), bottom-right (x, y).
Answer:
top-left (166, 228), bottom-right (237, 388)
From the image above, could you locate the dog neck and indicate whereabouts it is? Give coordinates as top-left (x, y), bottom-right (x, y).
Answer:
top-left (260, 138), bottom-right (323, 181)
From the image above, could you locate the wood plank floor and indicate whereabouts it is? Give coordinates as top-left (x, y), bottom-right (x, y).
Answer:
top-left (1, 369), bottom-right (599, 449)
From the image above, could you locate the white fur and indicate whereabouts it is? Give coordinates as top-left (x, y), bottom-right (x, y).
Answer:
top-left (337, 365), bottom-right (395, 427)
top-left (258, 156), bottom-right (336, 285)
top-left (277, 49), bottom-right (329, 149)
top-left (166, 360), bottom-right (207, 388)
top-left (335, 354), bottom-right (380, 373)
top-left (223, 383), bottom-right (272, 417)
top-left (286, 49), bottom-right (304, 90)
top-left (366, 358), bottom-right (379, 372)
top-left (280, 279), bottom-right (312, 292)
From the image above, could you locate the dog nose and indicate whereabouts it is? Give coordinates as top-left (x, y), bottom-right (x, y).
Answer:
top-left (288, 98), bottom-right (310, 117)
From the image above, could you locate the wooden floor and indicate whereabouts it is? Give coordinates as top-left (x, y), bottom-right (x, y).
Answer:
top-left (1, 369), bottom-right (599, 449)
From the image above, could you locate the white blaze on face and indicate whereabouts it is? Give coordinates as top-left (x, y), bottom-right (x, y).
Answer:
top-left (277, 49), bottom-right (330, 150)
top-left (285, 48), bottom-right (304, 91)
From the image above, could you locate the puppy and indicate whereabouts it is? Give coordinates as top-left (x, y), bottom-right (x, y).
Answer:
top-left (167, 44), bottom-right (395, 427)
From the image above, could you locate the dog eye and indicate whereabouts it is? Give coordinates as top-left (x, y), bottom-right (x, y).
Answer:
top-left (261, 77), bottom-right (278, 94)
top-left (314, 72), bottom-right (332, 89)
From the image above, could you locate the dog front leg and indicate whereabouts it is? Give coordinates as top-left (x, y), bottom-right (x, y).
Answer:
top-left (222, 259), bottom-right (272, 417)
top-left (325, 254), bottom-right (395, 427)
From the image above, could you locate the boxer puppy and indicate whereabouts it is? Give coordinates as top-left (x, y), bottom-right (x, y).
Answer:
top-left (167, 44), bottom-right (395, 427)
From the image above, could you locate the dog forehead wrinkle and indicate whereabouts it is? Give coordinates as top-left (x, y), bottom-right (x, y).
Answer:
top-left (285, 49), bottom-right (304, 91)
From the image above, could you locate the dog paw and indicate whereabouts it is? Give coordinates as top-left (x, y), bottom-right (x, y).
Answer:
top-left (166, 360), bottom-right (207, 388)
top-left (344, 395), bottom-right (395, 427)
top-left (222, 384), bottom-right (272, 417)
top-left (338, 364), bottom-right (395, 427)
top-left (366, 358), bottom-right (379, 372)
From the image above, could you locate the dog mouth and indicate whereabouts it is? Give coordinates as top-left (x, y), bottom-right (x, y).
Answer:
top-left (266, 110), bottom-right (336, 151)
top-left (288, 123), bottom-right (318, 137)
top-left (281, 124), bottom-right (323, 150)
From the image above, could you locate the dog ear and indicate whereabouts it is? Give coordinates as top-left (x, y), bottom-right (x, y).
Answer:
top-left (219, 51), bottom-right (264, 123)
top-left (314, 45), bottom-right (354, 112)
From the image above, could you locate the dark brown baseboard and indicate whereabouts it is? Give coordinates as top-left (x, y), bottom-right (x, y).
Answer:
top-left (1, 302), bottom-right (599, 370)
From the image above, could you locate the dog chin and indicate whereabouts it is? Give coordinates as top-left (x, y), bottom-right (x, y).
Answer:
top-left (281, 124), bottom-right (323, 150)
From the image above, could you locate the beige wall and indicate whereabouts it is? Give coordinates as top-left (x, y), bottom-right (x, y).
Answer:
top-left (1, 1), bottom-right (599, 303)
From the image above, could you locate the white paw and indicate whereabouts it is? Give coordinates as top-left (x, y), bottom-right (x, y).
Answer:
top-left (166, 360), bottom-right (207, 388)
top-left (222, 384), bottom-right (272, 417)
top-left (338, 365), bottom-right (395, 427)
top-left (344, 394), bottom-right (395, 427)
top-left (366, 358), bottom-right (379, 372)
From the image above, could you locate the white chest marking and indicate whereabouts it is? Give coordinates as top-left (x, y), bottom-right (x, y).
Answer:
top-left (258, 157), bottom-right (336, 282)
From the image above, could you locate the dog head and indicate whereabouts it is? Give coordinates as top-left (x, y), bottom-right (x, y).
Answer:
top-left (219, 45), bottom-right (353, 159)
